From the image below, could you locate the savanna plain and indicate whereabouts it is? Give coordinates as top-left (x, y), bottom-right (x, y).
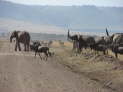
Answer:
top-left (0, 37), bottom-right (123, 92)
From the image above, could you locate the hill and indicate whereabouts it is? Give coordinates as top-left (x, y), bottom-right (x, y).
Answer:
top-left (0, 1), bottom-right (123, 32)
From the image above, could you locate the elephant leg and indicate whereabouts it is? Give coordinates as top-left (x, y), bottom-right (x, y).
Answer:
top-left (27, 44), bottom-right (29, 51)
top-left (18, 43), bottom-right (21, 51)
top-left (24, 44), bottom-right (26, 51)
top-left (15, 43), bottom-right (17, 51)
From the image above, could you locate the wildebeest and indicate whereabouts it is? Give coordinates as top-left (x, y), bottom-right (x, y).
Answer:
top-left (67, 30), bottom-right (89, 54)
top-left (67, 30), bottom-right (79, 51)
top-left (30, 41), bottom-right (52, 60)
top-left (35, 46), bottom-right (50, 60)
top-left (106, 28), bottom-right (123, 45)
top-left (30, 41), bottom-right (41, 51)
top-left (67, 29), bottom-right (78, 41)
top-left (89, 36), bottom-right (109, 55)
top-left (91, 44), bottom-right (108, 55)
top-left (77, 35), bottom-right (87, 52)
top-left (10, 30), bottom-right (30, 51)
top-left (106, 28), bottom-right (123, 58)
top-left (67, 28), bottom-right (123, 58)
top-left (68, 29), bottom-right (109, 55)
top-left (110, 44), bottom-right (123, 58)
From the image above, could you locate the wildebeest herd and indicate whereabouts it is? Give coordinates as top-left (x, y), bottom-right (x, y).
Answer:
top-left (10, 29), bottom-right (123, 60)
top-left (67, 29), bottom-right (123, 58)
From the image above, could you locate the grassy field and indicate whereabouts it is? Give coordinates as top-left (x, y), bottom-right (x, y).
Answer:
top-left (51, 41), bottom-right (123, 92)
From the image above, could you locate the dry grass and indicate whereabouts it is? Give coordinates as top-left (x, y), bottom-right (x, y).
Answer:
top-left (108, 50), bottom-right (123, 60)
top-left (0, 39), bottom-right (4, 49)
top-left (51, 41), bottom-right (123, 92)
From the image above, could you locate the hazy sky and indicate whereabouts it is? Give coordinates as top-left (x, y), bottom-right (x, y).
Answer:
top-left (4, 0), bottom-right (123, 7)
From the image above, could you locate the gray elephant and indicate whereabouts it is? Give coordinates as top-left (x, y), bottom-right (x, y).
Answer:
top-left (10, 30), bottom-right (30, 51)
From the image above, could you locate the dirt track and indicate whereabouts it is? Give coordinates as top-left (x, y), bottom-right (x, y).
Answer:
top-left (0, 40), bottom-right (114, 92)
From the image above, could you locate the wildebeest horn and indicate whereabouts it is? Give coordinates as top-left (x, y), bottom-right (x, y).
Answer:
top-left (106, 28), bottom-right (109, 36)
top-left (67, 29), bottom-right (70, 40)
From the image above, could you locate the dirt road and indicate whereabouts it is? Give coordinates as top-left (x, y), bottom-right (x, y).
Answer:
top-left (0, 40), bottom-right (113, 92)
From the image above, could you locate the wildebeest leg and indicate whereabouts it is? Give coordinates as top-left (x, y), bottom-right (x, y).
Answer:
top-left (115, 53), bottom-right (118, 58)
top-left (72, 41), bottom-right (75, 50)
top-left (94, 50), bottom-right (97, 55)
top-left (45, 52), bottom-right (48, 61)
top-left (75, 48), bottom-right (78, 56)
top-left (78, 48), bottom-right (81, 54)
top-left (106, 50), bottom-right (108, 55)
top-left (78, 49), bottom-right (81, 54)
top-left (95, 50), bottom-right (98, 55)
top-left (103, 51), bottom-right (106, 55)
top-left (80, 48), bottom-right (83, 54)
top-left (39, 53), bottom-right (42, 60)
top-left (35, 52), bottom-right (37, 58)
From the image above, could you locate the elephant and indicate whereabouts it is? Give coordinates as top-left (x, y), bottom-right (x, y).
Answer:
top-left (10, 30), bottom-right (30, 51)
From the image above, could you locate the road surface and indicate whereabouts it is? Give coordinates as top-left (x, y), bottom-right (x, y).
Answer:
top-left (0, 40), bottom-right (113, 92)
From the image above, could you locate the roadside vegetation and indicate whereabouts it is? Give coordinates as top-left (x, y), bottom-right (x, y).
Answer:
top-left (51, 41), bottom-right (123, 92)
